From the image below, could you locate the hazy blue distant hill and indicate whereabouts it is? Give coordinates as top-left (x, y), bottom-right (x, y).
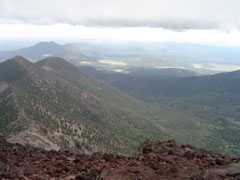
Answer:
top-left (70, 41), bottom-right (240, 64)
top-left (0, 41), bottom-right (91, 64)
top-left (64, 41), bottom-right (240, 75)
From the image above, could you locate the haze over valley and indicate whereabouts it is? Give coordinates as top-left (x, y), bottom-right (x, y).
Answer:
top-left (2, 41), bottom-right (240, 75)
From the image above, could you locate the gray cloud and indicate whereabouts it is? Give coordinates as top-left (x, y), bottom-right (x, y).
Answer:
top-left (0, 0), bottom-right (240, 30)
top-left (84, 18), bottom-right (218, 30)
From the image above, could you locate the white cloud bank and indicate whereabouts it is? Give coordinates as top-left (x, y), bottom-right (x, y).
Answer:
top-left (1, 24), bottom-right (240, 45)
top-left (1, 0), bottom-right (240, 45)
top-left (0, 0), bottom-right (240, 30)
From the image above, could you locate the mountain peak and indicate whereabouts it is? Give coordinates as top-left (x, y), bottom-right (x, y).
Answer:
top-left (0, 56), bottom-right (39, 82)
top-left (40, 56), bottom-right (67, 62)
top-left (37, 57), bottom-right (76, 70)
top-left (34, 41), bottom-right (61, 48)
top-left (6, 55), bottom-right (34, 67)
top-left (10, 55), bottom-right (30, 62)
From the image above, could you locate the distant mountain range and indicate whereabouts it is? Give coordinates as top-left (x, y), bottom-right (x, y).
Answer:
top-left (2, 41), bottom-right (240, 75)
top-left (0, 41), bottom-right (91, 65)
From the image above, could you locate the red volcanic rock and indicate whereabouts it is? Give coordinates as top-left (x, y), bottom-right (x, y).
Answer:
top-left (0, 137), bottom-right (239, 180)
top-left (168, 166), bottom-right (178, 174)
top-left (184, 151), bottom-right (194, 159)
top-left (103, 154), bottom-right (115, 162)
top-left (197, 153), bottom-right (204, 159)
top-left (215, 158), bottom-right (225, 165)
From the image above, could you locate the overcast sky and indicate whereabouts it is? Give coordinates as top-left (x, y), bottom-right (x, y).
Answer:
top-left (1, 0), bottom-right (240, 45)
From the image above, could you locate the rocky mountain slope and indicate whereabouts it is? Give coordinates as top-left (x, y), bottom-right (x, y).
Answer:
top-left (2, 55), bottom-right (239, 157)
top-left (0, 56), bottom-right (161, 154)
top-left (2, 56), bottom-right (203, 155)
top-left (36, 57), bottom-right (146, 110)
top-left (82, 66), bottom-right (240, 156)
top-left (0, 136), bottom-right (240, 180)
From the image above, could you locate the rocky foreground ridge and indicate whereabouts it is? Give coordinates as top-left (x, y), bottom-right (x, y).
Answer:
top-left (0, 137), bottom-right (240, 180)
